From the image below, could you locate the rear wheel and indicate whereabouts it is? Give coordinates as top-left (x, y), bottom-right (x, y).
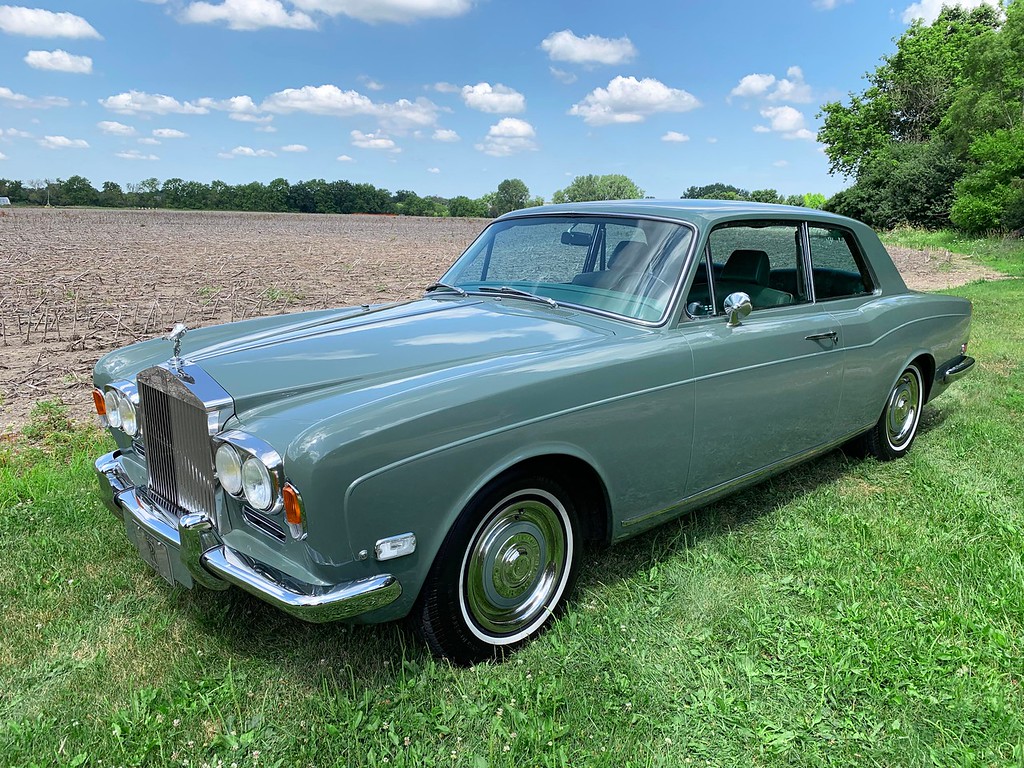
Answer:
top-left (865, 363), bottom-right (924, 460)
top-left (417, 474), bottom-right (579, 665)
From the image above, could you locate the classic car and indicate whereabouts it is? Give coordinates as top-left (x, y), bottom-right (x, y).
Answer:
top-left (93, 200), bottom-right (975, 664)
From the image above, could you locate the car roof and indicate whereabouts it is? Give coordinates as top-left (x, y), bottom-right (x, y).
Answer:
top-left (498, 199), bottom-right (858, 229)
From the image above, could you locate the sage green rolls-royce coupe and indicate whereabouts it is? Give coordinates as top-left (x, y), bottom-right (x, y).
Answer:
top-left (93, 200), bottom-right (975, 664)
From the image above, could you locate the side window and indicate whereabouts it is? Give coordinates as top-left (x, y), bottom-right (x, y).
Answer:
top-left (686, 221), bottom-right (808, 315)
top-left (808, 226), bottom-right (874, 300)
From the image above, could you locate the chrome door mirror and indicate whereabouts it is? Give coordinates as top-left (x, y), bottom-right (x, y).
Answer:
top-left (724, 292), bottom-right (752, 327)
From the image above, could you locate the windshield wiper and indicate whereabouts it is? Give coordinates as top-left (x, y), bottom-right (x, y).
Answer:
top-left (425, 281), bottom-right (467, 297)
top-left (476, 285), bottom-right (558, 308)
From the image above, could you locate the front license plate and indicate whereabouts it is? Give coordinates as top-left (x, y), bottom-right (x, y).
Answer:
top-left (131, 524), bottom-right (174, 585)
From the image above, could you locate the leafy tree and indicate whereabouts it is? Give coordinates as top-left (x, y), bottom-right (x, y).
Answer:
top-left (493, 178), bottom-right (530, 216)
top-left (802, 192), bottom-right (827, 209)
top-left (825, 139), bottom-right (963, 229)
top-left (448, 195), bottom-right (489, 217)
top-left (681, 182), bottom-right (750, 200)
top-left (950, 127), bottom-right (1024, 233)
top-left (99, 181), bottom-right (126, 208)
top-left (552, 174), bottom-right (643, 203)
top-left (818, 5), bottom-right (999, 178)
top-left (0, 178), bottom-right (25, 202)
top-left (61, 175), bottom-right (98, 207)
top-left (748, 188), bottom-right (784, 204)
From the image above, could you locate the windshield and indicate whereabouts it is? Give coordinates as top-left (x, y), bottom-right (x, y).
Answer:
top-left (439, 215), bottom-right (694, 322)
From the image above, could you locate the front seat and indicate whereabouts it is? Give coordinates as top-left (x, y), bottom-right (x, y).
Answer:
top-left (717, 249), bottom-right (793, 308)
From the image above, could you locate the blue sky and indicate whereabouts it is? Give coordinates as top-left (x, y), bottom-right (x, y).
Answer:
top-left (0, 0), bottom-right (1001, 201)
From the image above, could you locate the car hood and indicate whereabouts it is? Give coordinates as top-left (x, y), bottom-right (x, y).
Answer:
top-left (182, 298), bottom-right (613, 419)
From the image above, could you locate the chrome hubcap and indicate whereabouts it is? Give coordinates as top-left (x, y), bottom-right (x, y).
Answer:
top-left (886, 369), bottom-right (921, 449)
top-left (463, 494), bottom-right (568, 638)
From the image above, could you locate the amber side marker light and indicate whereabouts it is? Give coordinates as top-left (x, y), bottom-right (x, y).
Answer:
top-left (283, 483), bottom-right (303, 526)
top-left (92, 388), bottom-right (107, 416)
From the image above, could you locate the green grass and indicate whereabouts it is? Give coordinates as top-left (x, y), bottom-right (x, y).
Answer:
top-left (882, 228), bottom-right (1024, 277)
top-left (3, 280), bottom-right (1023, 767)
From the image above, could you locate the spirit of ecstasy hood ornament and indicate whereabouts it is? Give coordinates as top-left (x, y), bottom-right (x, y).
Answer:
top-left (167, 322), bottom-right (188, 367)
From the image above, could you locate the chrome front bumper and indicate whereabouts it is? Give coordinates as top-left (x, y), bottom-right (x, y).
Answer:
top-left (94, 451), bottom-right (402, 623)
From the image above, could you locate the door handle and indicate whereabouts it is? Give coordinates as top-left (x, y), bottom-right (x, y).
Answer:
top-left (805, 330), bottom-right (838, 344)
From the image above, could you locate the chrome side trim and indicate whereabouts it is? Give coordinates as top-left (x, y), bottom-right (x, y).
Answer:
top-left (941, 355), bottom-right (975, 384)
top-left (95, 450), bottom-right (402, 623)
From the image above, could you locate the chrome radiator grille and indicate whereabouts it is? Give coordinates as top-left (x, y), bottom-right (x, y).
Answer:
top-left (139, 372), bottom-right (217, 517)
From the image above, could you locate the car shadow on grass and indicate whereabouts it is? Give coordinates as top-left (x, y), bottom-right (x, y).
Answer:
top-left (170, 404), bottom-right (952, 682)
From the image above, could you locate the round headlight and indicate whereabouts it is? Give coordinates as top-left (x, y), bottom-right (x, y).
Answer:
top-left (242, 456), bottom-right (274, 511)
top-left (215, 444), bottom-right (244, 496)
top-left (118, 396), bottom-right (138, 436)
top-left (104, 389), bottom-right (122, 428)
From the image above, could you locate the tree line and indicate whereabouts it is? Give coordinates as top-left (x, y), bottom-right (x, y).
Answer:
top-left (0, 172), bottom-right (829, 218)
top-left (819, 2), bottom-right (1024, 234)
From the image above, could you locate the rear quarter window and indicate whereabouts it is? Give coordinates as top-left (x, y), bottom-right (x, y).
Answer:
top-left (808, 226), bottom-right (874, 300)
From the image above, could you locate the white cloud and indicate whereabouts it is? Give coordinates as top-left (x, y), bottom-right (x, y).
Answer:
top-left (261, 84), bottom-right (438, 130)
top-left (2, 128), bottom-right (32, 138)
top-left (101, 90), bottom-right (208, 115)
top-left (0, 6), bottom-right (101, 38)
top-left (767, 66), bottom-right (812, 103)
top-left (0, 151), bottom-right (6, 160)
top-left (461, 82), bottom-right (525, 114)
top-left (540, 29), bottom-right (636, 65)
top-left (196, 95), bottom-right (260, 114)
top-left (0, 86), bottom-right (69, 109)
top-left (901, 0), bottom-right (998, 24)
top-left (281, 143), bottom-right (308, 152)
top-left (427, 166), bottom-right (440, 173)
top-left (360, 76), bottom-right (384, 91)
top-left (758, 106), bottom-right (816, 140)
top-left (730, 73), bottom-right (776, 99)
top-left (255, 124), bottom-right (277, 132)
top-left (39, 135), bottom-right (88, 149)
top-left (24, 49), bottom-right (92, 74)
top-left (116, 149), bottom-right (159, 160)
top-left (431, 81), bottom-right (460, 93)
top-left (138, 137), bottom-right (161, 145)
top-left (814, 0), bottom-right (851, 8)
top-left (753, 125), bottom-right (772, 133)
top-left (289, 0), bottom-right (473, 24)
top-left (153, 128), bottom-right (188, 138)
top-left (351, 129), bottom-right (399, 151)
top-left (661, 131), bottom-right (690, 143)
top-left (707, 137), bottom-right (718, 144)
top-left (731, 67), bottom-right (812, 104)
top-left (232, 113), bottom-right (274, 123)
top-left (432, 128), bottom-right (459, 142)
top-left (98, 121), bottom-right (136, 136)
top-left (337, 153), bottom-right (354, 161)
top-left (182, 0), bottom-right (316, 30)
top-left (218, 145), bottom-right (276, 158)
top-left (773, 159), bottom-right (789, 167)
top-left (549, 67), bottom-right (577, 85)
top-left (570, 76), bottom-right (700, 125)
top-left (475, 117), bottom-right (537, 157)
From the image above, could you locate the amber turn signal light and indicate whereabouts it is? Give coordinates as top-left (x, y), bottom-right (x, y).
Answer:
top-left (283, 483), bottom-right (303, 526)
top-left (92, 388), bottom-right (107, 416)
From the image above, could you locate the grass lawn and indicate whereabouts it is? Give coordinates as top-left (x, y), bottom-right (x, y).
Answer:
top-left (2, 277), bottom-right (1022, 767)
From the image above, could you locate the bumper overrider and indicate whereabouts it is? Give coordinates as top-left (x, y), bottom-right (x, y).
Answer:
top-left (94, 450), bottom-right (402, 623)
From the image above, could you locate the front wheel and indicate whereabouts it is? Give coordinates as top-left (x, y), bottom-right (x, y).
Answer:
top-left (416, 475), bottom-right (580, 665)
top-left (865, 363), bottom-right (924, 460)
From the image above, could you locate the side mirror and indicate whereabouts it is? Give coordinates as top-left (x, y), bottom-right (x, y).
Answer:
top-left (724, 292), bottom-right (752, 327)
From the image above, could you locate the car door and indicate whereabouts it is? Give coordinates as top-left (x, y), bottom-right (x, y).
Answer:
top-left (679, 220), bottom-right (845, 497)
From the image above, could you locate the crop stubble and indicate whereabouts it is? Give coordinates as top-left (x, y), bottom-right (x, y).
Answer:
top-left (0, 207), bottom-right (998, 433)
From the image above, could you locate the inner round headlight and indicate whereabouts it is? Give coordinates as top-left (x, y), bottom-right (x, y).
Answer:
top-left (215, 444), bottom-right (243, 496)
top-left (241, 456), bottom-right (274, 511)
top-left (118, 396), bottom-right (138, 436)
top-left (104, 389), bottom-right (123, 428)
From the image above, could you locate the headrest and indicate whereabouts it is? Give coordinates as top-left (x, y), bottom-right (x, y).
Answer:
top-left (721, 249), bottom-right (770, 286)
top-left (609, 241), bottom-right (647, 271)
